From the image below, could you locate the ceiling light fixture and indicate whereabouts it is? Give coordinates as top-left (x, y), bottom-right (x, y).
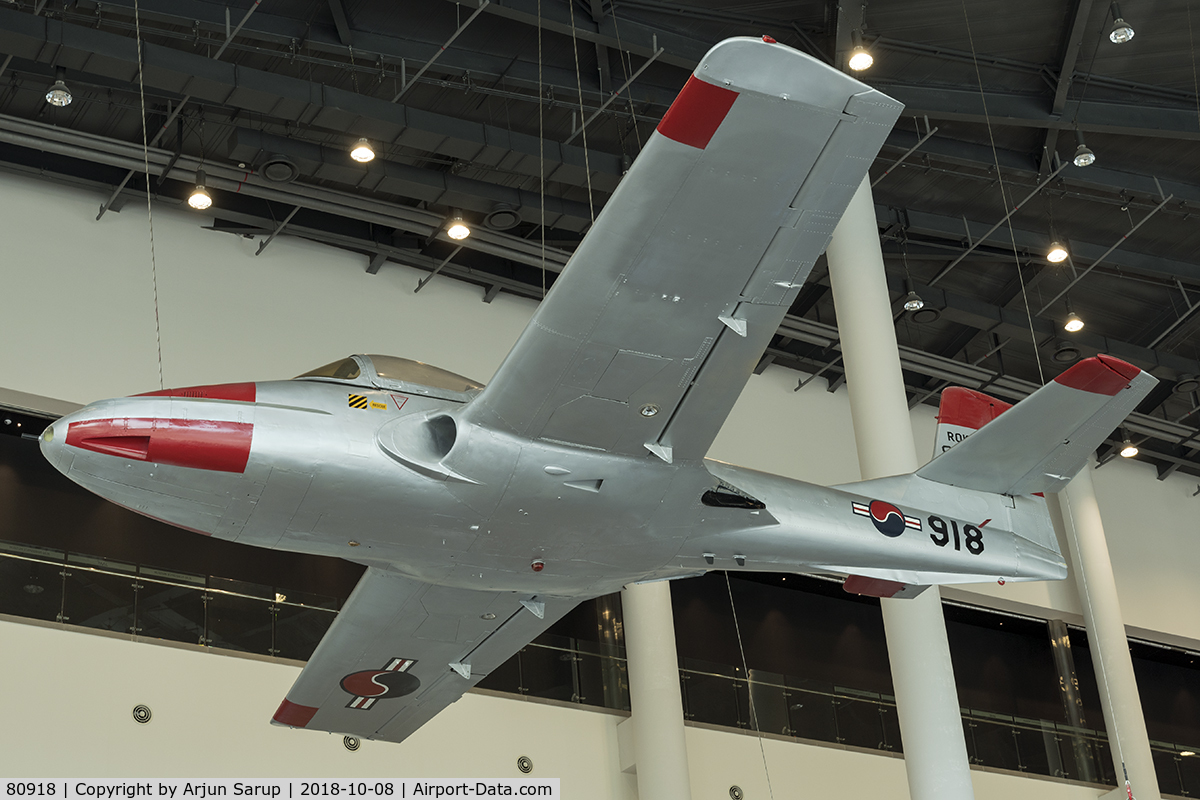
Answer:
top-left (1119, 431), bottom-right (1138, 458)
top-left (187, 168), bottom-right (213, 210)
top-left (45, 68), bottom-right (72, 107)
top-left (350, 138), bottom-right (376, 163)
top-left (848, 30), bottom-right (873, 72)
top-left (1046, 239), bottom-right (1069, 263)
top-left (1072, 129), bottom-right (1096, 167)
top-left (446, 210), bottom-right (471, 240)
top-left (1109, 2), bottom-right (1135, 44)
top-left (1063, 297), bottom-right (1084, 333)
top-left (902, 278), bottom-right (925, 311)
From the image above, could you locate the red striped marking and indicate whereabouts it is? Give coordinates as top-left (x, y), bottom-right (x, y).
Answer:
top-left (938, 387), bottom-right (1012, 431)
top-left (656, 76), bottom-right (739, 149)
top-left (65, 418), bottom-right (252, 473)
top-left (137, 382), bottom-right (256, 402)
top-left (273, 699), bottom-right (318, 728)
top-left (1054, 355), bottom-right (1140, 396)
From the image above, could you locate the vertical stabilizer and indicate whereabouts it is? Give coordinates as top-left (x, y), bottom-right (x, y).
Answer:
top-left (934, 387), bottom-right (1012, 459)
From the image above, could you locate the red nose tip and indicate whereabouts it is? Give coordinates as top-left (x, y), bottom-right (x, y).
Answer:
top-left (530, 560), bottom-right (545, 572)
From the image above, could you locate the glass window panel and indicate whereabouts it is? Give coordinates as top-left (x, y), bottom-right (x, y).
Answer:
top-left (833, 694), bottom-right (887, 750)
top-left (968, 717), bottom-right (1022, 772)
top-left (61, 567), bottom-right (136, 633)
top-left (296, 357), bottom-right (361, 381)
top-left (477, 652), bottom-right (523, 695)
top-left (878, 702), bottom-right (902, 752)
top-left (0, 556), bottom-right (62, 622)
top-left (135, 579), bottom-right (205, 645)
top-left (1092, 738), bottom-right (1117, 785)
top-left (271, 604), bottom-right (336, 661)
top-left (746, 675), bottom-right (790, 736)
top-left (139, 566), bottom-right (204, 586)
top-left (785, 684), bottom-right (839, 743)
top-left (1151, 749), bottom-right (1185, 797)
top-left (1013, 725), bottom-right (1054, 775)
top-left (1055, 726), bottom-right (1104, 782)
top-left (569, 649), bottom-right (611, 709)
top-left (273, 587), bottom-right (338, 611)
top-left (1178, 751), bottom-right (1200, 796)
top-left (0, 541), bottom-right (65, 560)
top-left (366, 355), bottom-right (483, 392)
top-left (204, 590), bottom-right (273, 655)
top-left (597, 656), bottom-right (630, 712)
top-left (517, 645), bottom-right (577, 703)
top-left (680, 663), bottom-right (740, 728)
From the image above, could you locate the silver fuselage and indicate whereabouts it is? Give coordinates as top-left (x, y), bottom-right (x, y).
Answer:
top-left (40, 375), bottom-right (1066, 599)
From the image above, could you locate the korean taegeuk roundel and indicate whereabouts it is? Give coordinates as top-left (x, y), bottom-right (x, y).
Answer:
top-left (868, 500), bottom-right (907, 537)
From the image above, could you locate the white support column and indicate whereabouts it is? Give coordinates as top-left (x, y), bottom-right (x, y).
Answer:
top-left (621, 580), bottom-right (692, 800)
top-left (1056, 462), bottom-right (1161, 800)
top-left (825, 175), bottom-right (976, 800)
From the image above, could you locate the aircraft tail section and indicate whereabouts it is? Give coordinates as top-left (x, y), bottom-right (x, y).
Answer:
top-left (828, 356), bottom-right (1156, 598)
top-left (916, 355), bottom-right (1157, 497)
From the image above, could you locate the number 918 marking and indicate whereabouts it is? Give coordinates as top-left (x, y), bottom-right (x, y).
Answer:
top-left (928, 515), bottom-right (984, 555)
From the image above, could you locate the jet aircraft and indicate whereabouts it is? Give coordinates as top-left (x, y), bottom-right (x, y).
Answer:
top-left (40, 36), bottom-right (1156, 744)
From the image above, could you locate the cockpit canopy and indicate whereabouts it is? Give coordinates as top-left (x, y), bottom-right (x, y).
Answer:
top-left (296, 355), bottom-right (483, 402)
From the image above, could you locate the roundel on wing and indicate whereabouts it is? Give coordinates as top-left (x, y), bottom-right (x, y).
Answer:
top-left (340, 669), bottom-right (421, 699)
top-left (868, 500), bottom-right (906, 537)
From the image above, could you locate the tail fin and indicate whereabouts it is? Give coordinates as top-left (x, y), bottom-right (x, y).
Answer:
top-left (933, 387), bottom-right (1012, 459)
top-left (917, 355), bottom-right (1156, 496)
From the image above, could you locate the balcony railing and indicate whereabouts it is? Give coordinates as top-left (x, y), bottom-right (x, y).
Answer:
top-left (3, 539), bottom-right (1198, 796)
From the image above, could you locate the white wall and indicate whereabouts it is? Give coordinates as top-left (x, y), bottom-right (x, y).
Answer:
top-left (2, 170), bottom-right (1198, 791)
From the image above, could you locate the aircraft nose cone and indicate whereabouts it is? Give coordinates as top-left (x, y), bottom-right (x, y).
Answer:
top-left (39, 417), bottom-right (71, 474)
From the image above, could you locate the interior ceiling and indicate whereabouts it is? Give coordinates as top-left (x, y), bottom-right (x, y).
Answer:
top-left (2, 0), bottom-right (1200, 478)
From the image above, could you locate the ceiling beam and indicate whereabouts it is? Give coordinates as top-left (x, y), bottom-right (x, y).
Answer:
top-left (441, 0), bottom-right (707, 69)
top-left (1039, 0), bottom-right (1095, 175)
top-left (326, 0), bottom-right (354, 47)
top-left (885, 203), bottom-right (1200, 287)
top-left (0, 8), bottom-right (625, 191)
top-left (882, 128), bottom-right (1200, 210)
top-left (875, 83), bottom-right (1200, 141)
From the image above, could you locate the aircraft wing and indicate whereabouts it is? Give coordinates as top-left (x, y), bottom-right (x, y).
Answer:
top-left (271, 566), bottom-right (578, 743)
top-left (462, 37), bottom-right (902, 462)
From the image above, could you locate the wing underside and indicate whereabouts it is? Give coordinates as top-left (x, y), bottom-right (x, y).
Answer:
top-left (272, 566), bottom-right (579, 744)
top-left (463, 37), bottom-right (903, 462)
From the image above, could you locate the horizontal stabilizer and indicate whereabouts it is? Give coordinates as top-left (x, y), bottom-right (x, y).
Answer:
top-left (916, 355), bottom-right (1156, 496)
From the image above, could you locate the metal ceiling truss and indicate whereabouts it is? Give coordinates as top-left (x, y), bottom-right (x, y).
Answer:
top-left (4, 109), bottom-right (1198, 478)
top-left (2, 0), bottom-right (1199, 478)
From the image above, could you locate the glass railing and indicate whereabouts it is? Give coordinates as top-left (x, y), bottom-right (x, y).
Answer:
top-left (4, 538), bottom-right (1198, 796)
top-left (483, 645), bottom-right (1200, 796)
top-left (0, 539), bottom-right (338, 660)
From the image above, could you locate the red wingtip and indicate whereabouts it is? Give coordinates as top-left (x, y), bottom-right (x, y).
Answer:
top-left (1054, 355), bottom-right (1141, 396)
top-left (937, 387), bottom-right (1013, 431)
top-left (272, 698), bottom-right (318, 728)
top-left (656, 76), bottom-right (739, 150)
